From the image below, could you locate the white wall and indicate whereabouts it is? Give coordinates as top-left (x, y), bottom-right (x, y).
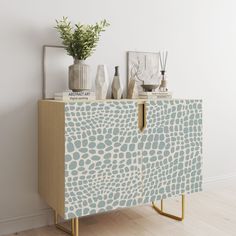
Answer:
top-left (1, 0), bottom-right (236, 234)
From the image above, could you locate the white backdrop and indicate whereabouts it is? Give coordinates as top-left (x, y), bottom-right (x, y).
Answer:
top-left (1, 0), bottom-right (236, 234)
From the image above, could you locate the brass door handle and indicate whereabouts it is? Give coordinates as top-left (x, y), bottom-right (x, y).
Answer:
top-left (138, 102), bottom-right (146, 132)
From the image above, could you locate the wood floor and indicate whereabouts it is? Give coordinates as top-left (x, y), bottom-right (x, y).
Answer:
top-left (6, 178), bottom-right (236, 236)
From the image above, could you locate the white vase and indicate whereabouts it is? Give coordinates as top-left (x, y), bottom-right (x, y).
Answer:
top-left (95, 65), bottom-right (109, 100)
top-left (69, 59), bottom-right (91, 91)
top-left (112, 66), bottom-right (123, 99)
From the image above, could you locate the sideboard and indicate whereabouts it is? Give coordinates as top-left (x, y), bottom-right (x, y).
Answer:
top-left (38, 99), bottom-right (202, 236)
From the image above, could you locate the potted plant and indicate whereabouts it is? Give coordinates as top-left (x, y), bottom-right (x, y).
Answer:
top-left (55, 17), bottom-right (110, 91)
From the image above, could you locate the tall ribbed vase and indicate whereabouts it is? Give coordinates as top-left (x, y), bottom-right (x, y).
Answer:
top-left (69, 60), bottom-right (91, 91)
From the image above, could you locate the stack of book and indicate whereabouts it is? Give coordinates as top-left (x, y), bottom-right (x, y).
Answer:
top-left (139, 91), bottom-right (172, 99)
top-left (54, 90), bottom-right (95, 101)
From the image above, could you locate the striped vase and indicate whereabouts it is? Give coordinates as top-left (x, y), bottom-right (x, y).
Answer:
top-left (69, 60), bottom-right (91, 91)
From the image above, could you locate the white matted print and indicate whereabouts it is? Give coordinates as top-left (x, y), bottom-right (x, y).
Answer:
top-left (127, 51), bottom-right (159, 92)
top-left (43, 46), bottom-right (73, 98)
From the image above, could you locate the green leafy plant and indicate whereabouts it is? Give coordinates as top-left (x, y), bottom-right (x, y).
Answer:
top-left (55, 17), bottom-right (110, 60)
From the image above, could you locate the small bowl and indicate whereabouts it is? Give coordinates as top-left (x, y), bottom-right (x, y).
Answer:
top-left (141, 84), bottom-right (159, 92)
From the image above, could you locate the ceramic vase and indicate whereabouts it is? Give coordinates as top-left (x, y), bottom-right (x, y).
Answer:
top-left (95, 65), bottom-right (109, 100)
top-left (127, 79), bottom-right (138, 99)
top-left (69, 59), bottom-right (91, 91)
top-left (112, 66), bottom-right (123, 99)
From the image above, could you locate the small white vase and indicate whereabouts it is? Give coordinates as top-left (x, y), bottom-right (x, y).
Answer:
top-left (95, 65), bottom-right (109, 100)
top-left (69, 59), bottom-right (91, 91)
top-left (112, 66), bottom-right (123, 99)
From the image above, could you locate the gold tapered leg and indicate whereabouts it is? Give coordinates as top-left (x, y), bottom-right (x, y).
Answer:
top-left (54, 211), bottom-right (78, 235)
top-left (74, 218), bottom-right (79, 236)
top-left (72, 219), bottom-right (75, 236)
top-left (152, 194), bottom-right (185, 221)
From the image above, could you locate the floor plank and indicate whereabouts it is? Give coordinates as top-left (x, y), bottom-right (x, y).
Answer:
top-left (5, 178), bottom-right (236, 236)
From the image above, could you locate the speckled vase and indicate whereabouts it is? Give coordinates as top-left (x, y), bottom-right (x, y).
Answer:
top-left (69, 59), bottom-right (91, 92)
top-left (112, 66), bottom-right (123, 99)
top-left (127, 79), bottom-right (138, 99)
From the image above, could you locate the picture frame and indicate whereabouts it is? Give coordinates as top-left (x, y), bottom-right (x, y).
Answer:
top-left (42, 45), bottom-right (73, 99)
top-left (127, 51), bottom-right (160, 93)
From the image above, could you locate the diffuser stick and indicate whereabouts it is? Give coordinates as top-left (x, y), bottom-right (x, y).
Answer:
top-left (164, 51), bottom-right (168, 70)
top-left (159, 52), bottom-right (163, 70)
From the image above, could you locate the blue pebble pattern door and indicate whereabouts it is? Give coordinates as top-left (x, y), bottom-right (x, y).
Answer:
top-left (64, 101), bottom-right (142, 219)
top-left (141, 100), bottom-right (202, 204)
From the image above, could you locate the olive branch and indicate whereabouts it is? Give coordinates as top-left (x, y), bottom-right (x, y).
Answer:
top-left (55, 17), bottom-right (110, 60)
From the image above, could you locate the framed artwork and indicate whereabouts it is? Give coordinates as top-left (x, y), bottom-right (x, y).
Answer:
top-left (127, 51), bottom-right (160, 92)
top-left (42, 45), bottom-right (73, 99)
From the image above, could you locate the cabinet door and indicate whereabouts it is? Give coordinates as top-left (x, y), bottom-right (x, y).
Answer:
top-left (64, 101), bottom-right (142, 219)
top-left (141, 100), bottom-right (202, 203)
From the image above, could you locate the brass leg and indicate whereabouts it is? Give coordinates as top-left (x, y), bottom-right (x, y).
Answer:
top-left (152, 194), bottom-right (185, 221)
top-left (72, 219), bottom-right (75, 236)
top-left (54, 211), bottom-right (74, 235)
top-left (74, 218), bottom-right (79, 236)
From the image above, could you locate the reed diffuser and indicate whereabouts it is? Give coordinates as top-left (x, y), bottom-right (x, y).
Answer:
top-left (159, 51), bottom-right (168, 92)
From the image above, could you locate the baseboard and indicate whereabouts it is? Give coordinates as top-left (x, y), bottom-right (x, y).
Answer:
top-left (0, 208), bottom-right (53, 236)
top-left (1, 173), bottom-right (236, 236)
top-left (204, 172), bottom-right (236, 184)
